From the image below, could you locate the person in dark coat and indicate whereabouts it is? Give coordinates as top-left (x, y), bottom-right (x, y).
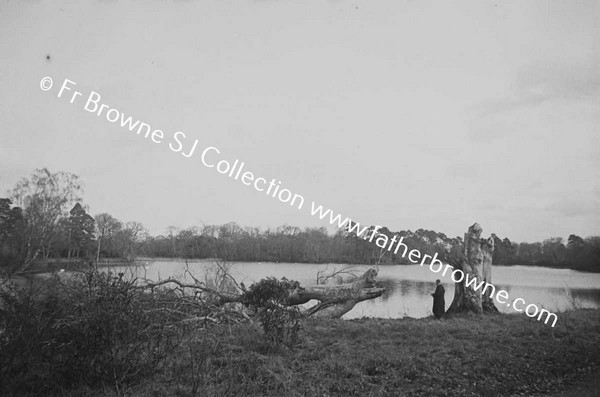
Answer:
top-left (431, 279), bottom-right (445, 319)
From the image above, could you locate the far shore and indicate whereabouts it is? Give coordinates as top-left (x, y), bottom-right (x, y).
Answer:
top-left (24, 257), bottom-right (599, 275)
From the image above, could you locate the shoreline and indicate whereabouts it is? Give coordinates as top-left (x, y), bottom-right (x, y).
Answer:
top-left (21, 257), bottom-right (600, 275)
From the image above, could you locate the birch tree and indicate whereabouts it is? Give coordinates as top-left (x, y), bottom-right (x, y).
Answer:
top-left (10, 168), bottom-right (82, 272)
top-left (94, 213), bottom-right (122, 264)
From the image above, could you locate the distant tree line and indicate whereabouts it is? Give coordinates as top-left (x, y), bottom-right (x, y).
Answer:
top-left (1, 168), bottom-right (599, 273)
top-left (139, 223), bottom-right (600, 272)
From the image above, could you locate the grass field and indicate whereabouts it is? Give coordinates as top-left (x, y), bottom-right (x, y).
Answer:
top-left (123, 309), bottom-right (600, 397)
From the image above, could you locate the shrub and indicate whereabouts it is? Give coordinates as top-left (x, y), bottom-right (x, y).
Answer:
top-left (242, 277), bottom-right (303, 347)
top-left (0, 269), bottom-right (180, 395)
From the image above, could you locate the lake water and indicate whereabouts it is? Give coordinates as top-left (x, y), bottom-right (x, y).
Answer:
top-left (105, 260), bottom-right (600, 320)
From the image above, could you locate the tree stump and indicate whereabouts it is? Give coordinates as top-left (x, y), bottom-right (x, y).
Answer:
top-left (447, 223), bottom-right (498, 314)
top-left (481, 235), bottom-right (498, 312)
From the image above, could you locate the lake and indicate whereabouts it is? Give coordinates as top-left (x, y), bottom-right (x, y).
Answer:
top-left (105, 260), bottom-right (600, 320)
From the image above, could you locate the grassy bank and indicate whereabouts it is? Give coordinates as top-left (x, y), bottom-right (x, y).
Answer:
top-left (127, 310), bottom-right (599, 397)
top-left (2, 270), bottom-right (599, 396)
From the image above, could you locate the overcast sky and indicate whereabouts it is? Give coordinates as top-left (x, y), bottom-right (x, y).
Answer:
top-left (1, 0), bottom-right (598, 242)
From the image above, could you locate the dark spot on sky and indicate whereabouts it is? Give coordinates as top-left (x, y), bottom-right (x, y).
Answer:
top-left (46, 55), bottom-right (51, 60)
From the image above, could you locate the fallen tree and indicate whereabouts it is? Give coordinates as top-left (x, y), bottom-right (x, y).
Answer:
top-left (289, 268), bottom-right (386, 318)
top-left (141, 267), bottom-right (385, 319)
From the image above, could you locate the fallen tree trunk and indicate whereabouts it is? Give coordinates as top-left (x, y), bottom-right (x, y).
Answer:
top-left (141, 267), bottom-right (385, 319)
top-left (293, 268), bottom-right (386, 318)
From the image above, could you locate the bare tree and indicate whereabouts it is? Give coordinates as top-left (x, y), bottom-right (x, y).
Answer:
top-left (121, 221), bottom-right (147, 260)
top-left (94, 213), bottom-right (122, 265)
top-left (10, 168), bottom-right (82, 272)
top-left (167, 226), bottom-right (178, 257)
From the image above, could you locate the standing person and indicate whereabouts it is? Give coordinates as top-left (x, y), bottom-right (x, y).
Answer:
top-left (431, 279), bottom-right (445, 319)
